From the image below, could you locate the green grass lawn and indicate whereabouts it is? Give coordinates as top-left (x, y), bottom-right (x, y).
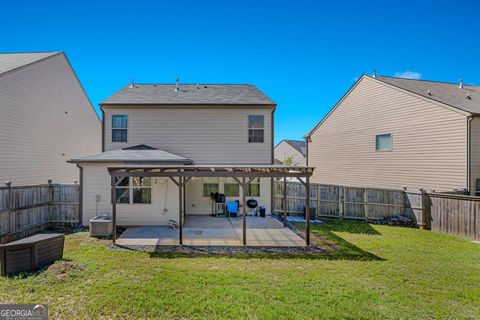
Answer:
top-left (1, 220), bottom-right (479, 319)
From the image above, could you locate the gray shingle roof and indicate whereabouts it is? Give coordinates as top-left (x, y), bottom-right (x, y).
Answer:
top-left (70, 145), bottom-right (192, 164)
top-left (374, 76), bottom-right (480, 114)
top-left (0, 52), bottom-right (61, 76)
top-left (100, 84), bottom-right (276, 106)
top-left (282, 140), bottom-right (307, 156)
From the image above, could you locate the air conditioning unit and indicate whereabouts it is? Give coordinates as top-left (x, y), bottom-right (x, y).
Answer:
top-left (89, 215), bottom-right (113, 237)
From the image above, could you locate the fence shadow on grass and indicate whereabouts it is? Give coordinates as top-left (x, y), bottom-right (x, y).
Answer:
top-left (300, 218), bottom-right (383, 261)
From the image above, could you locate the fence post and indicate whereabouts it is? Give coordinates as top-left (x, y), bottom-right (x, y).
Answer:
top-left (364, 188), bottom-right (368, 222)
top-left (6, 181), bottom-right (13, 241)
top-left (338, 186), bottom-right (343, 220)
top-left (316, 185), bottom-right (320, 219)
top-left (47, 180), bottom-right (53, 228)
top-left (420, 189), bottom-right (430, 230)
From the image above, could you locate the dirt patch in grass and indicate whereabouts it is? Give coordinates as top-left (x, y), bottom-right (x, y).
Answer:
top-left (46, 261), bottom-right (85, 279)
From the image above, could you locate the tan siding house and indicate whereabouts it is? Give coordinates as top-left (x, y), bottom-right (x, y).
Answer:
top-left (72, 83), bottom-right (276, 226)
top-left (0, 52), bottom-right (101, 185)
top-left (307, 75), bottom-right (480, 194)
top-left (103, 106), bottom-right (272, 164)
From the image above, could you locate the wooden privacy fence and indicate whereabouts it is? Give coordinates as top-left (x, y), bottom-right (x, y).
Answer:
top-left (274, 181), bottom-right (428, 227)
top-left (0, 182), bottom-right (79, 244)
top-left (427, 193), bottom-right (480, 241)
top-left (274, 181), bottom-right (480, 240)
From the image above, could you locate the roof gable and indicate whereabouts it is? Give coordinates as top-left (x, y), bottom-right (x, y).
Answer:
top-left (100, 84), bottom-right (276, 106)
top-left (0, 52), bottom-right (61, 76)
top-left (277, 140), bottom-right (306, 156)
top-left (306, 75), bottom-right (476, 138)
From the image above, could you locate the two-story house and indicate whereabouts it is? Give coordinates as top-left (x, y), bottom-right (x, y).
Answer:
top-left (0, 52), bottom-right (101, 185)
top-left (71, 83), bottom-right (279, 227)
top-left (274, 140), bottom-right (307, 166)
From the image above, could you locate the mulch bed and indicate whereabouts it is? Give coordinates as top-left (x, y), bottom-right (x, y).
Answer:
top-left (109, 244), bottom-right (325, 255)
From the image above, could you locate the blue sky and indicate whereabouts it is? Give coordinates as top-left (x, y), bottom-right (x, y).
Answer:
top-left (2, 0), bottom-right (479, 143)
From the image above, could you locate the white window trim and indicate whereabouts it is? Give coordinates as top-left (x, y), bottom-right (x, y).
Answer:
top-left (112, 114), bottom-right (128, 143)
top-left (115, 177), bottom-right (152, 205)
top-left (247, 115), bottom-right (265, 143)
top-left (375, 133), bottom-right (393, 152)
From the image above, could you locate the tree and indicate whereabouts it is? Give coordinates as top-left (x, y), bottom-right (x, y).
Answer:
top-left (282, 156), bottom-right (297, 166)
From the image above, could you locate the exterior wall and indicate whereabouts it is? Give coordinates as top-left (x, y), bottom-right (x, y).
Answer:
top-left (185, 178), bottom-right (271, 215)
top-left (274, 141), bottom-right (306, 166)
top-left (0, 53), bottom-right (101, 185)
top-left (81, 163), bottom-right (271, 226)
top-left (308, 76), bottom-right (468, 192)
top-left (103, 107), bottom-right (273, 164)
top-left (81, 163), bottom-right (179, 226)
top-left (470, 117), bottom-right (480, 194)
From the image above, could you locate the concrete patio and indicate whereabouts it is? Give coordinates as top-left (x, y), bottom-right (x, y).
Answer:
top-left (116, 215), bottom-right (305, 247)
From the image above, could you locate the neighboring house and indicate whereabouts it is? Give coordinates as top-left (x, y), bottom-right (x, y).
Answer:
top-left (71, 83), bottom-right (277, 226)
top-left (274, 139), bottom-right (306, 166)
top-left (306, 75), bottom-right (480, 194)
top-left (0, 52), bottom-right (101, 185)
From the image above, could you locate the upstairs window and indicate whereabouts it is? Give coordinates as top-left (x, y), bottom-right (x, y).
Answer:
top-left (248, 115), bottom-right (264, 143)
top-left (112, 115), bottom-right (128, 142)
top-left (376, 133), bottom-right (392, 151)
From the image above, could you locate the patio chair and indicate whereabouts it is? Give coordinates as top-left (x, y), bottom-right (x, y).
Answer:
top-left (226, 201), bottom-right (239, 219)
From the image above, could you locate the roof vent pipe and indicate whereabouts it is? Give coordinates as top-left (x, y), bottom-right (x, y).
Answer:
top-left (175, 77), bottom-right (180, 92)
top-left (427, 89), bottom-right (431, 95)
top-left (459, 79), bottom-right (463, 89)
top-left (129, 79), bottom-right (135, 88)
top-left (372, 69), bottom-right (377, 77)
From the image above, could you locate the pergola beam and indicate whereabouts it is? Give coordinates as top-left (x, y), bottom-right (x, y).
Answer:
top-left (109, 165), bottom-right (314, 247)
top-left (110, 171), bottom-right (312, 178)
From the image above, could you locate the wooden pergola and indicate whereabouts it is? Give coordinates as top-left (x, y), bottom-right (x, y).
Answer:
top-left (108, 165), bottom-right (314, 246)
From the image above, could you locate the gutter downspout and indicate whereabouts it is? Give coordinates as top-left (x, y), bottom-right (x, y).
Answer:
top-left (270, 108), bottom-right (275, 215)
top-left (467, 116), bottom-right (473, 195)
top-left (76, 164), bottom-right (83, 227)
top-left (304, 136), bottom-right (310, 167)
top-left (101, 108), bottom-right (105, 152)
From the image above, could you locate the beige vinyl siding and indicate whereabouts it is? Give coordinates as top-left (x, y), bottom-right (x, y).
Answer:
top-left (103, 107), bottom-right (273, 164)
top-left (309, 76), bottom-right (468, 192)
top-left (81, 163), bottom-right (271, 226)
top-left (185, 178), bottom-right (272, 215)
top-left (274, 141), bottom-right (306, 166)
top-left (0, 53), bottom-right (101, 185)
top-left (81, 163), bottom-right (179, 226)
top-left (469, 117), bottom-right (480, 194)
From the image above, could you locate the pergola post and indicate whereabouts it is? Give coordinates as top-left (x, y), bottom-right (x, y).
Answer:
top-left (297, 176), bottom-right (311, 246)
top-left (111, 175), bottom-right (117, 244)
top-left (242, 177), bottom-right (247, 245)
top-left (283, 177), bottom-right (288, 226)
top-left (305, 176), bottom-right (311, 246)
top-left (178, 176), bottom-right (183, 245)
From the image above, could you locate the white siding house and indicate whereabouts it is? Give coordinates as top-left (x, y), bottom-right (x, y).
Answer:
top-left (0, 52), bottom-right (101, 185)
top-left (274, 140), bottom-right (306, 166)
top-left (307, 75), bottom-right (480, 194)
top-left (72, 83), bottom-right (276, 226)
